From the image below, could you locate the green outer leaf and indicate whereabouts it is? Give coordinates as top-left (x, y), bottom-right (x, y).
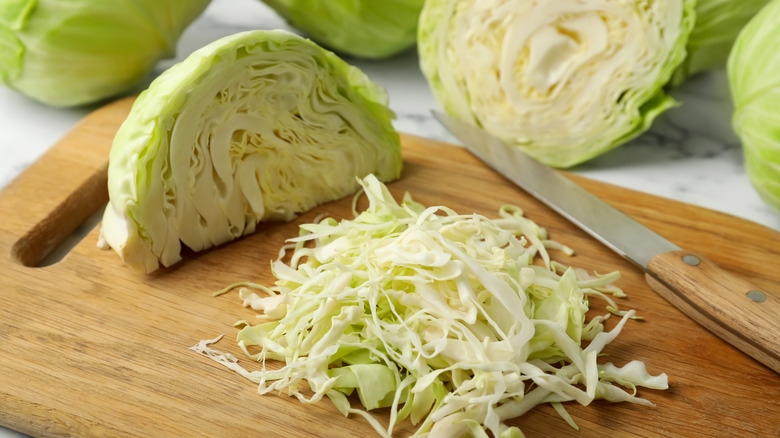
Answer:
top-left (0, 0), bottom-right (211, 107)
top-left (418, 0), bottom-right (696, 168)
top-left (99, 30), bottom-right (402, 273)
top-left (0, 22), bottom-right (24, 83)
top-left (0, 0), bottom-right (37, 30)
top-left (728, 0), bottom-right (780, 213)
top-left (261, 0), bottom-right (425, 59)
top-left (0, 0), bottom-right (35, 83)
top-left (672, 0), bottom-right (770, 84)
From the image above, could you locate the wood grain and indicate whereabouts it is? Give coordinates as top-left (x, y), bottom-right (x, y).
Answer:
top-left (647, 250), bottom-right (780, 374)
top-left (1, 97), bottom-right (779, 437)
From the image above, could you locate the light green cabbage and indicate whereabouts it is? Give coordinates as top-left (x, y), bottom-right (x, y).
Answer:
top-left (0, 0), bottom-right (210, 107)
top-left (260, 0), bottom-right (425, 59)
top-left (418, 0), bottom-right (696, 168)
top-left (672, 0), bottom-right (770, 84)
top-left (728, 0), bottom-right (780, 213)
top-left (193, 175), bottom-right (667, 437)
top-left (98, 30), bottom-right (402, 274)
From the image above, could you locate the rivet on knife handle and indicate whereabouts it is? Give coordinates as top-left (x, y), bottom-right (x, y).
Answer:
top-left (645, 250), bottom-right (779, 373)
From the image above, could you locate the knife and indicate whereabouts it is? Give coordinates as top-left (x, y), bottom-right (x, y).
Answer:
top-left (433, 110), bottom-right (779, 374)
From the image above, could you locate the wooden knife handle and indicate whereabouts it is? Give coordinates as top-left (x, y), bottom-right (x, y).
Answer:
top-left (646, 250), bottom-right (780, 374)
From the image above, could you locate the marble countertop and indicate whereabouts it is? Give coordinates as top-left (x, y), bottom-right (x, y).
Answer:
top-left (1, 1), bottom-right (778, 436)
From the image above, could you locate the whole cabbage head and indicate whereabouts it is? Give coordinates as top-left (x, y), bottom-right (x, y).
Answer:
top-left (418, 0), bottom-right (696, 168)
top-left (260, 0), bottom-right (425, 59)
top-left (98, 30), bottom-right (402, 273)
top-left (728, 0), bottom-right (780, 213)
top-left (0, 0), bottom-right (211, 107)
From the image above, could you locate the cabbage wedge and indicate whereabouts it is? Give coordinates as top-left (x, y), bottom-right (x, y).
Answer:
top-left (418, 0), bottom-right (695, 168)
top-left (0, 0), bottom-right (210, 107)
top-left (98, 30), bottom-right (402, 274)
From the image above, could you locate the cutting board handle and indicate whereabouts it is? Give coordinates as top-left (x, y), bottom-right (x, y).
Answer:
top-left (0, 97), bottom-right (135, 267)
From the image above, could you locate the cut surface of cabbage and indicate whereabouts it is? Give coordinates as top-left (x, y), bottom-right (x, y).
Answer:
top-left (193, 174), bottom-right (667, 437)
top-left (418, 0), bottom-right (695, 168)
top-left (98, 30), bottom-right (402, 274)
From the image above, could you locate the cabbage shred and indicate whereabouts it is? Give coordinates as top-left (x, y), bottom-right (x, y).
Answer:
top-left (192, 174), bottom-right (667, 437)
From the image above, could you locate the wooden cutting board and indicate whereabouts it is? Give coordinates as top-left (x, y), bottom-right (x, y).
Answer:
top-left (1, 97), bottom-right (778, 438)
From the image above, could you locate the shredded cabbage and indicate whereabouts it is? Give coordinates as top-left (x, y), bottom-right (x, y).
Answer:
top-left (193, 174), bottom-right (667, 437)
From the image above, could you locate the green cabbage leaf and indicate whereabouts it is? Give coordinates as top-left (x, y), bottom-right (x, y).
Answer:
top-left (193, 175), bottom-right (667, 437)
top-left (260, 0), bottom-right (425, 59)
top-left (0, 0), bottom-right (210, 107)
top-left (418, 0), bottom-right (695, 168)
top-left (98, 30), bottom-right (402, 274)
top-left (672, 0), bottom-right (770, 84)
top-left (728, 0), bottom-right (780, 213)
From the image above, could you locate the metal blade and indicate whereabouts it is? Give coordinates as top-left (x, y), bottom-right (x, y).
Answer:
top-left (433, 111), bottom-right (681, 270)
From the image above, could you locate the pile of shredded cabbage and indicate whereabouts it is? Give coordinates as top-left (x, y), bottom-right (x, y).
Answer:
top-left (192, 174), bottom-right (667, 437)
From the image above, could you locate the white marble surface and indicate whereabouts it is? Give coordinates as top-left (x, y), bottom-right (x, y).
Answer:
top-left (1, 1), bottom-right (779, 436)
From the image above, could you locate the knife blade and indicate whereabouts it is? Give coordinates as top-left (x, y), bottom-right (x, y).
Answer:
top-left (434, 110), bottom-right (780, 374)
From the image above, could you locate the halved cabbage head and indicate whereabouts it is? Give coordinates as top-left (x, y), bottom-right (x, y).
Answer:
top-left (728, 0), bottom-right (780, 213)
top-left (418, 0), bottom-right (695, 168)
top-left (260, 0), bottom-right (425, 59)
top-left (98, 30), bottom-right (402, 274)
top-left (0, 0), bottom-right (210, 107)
